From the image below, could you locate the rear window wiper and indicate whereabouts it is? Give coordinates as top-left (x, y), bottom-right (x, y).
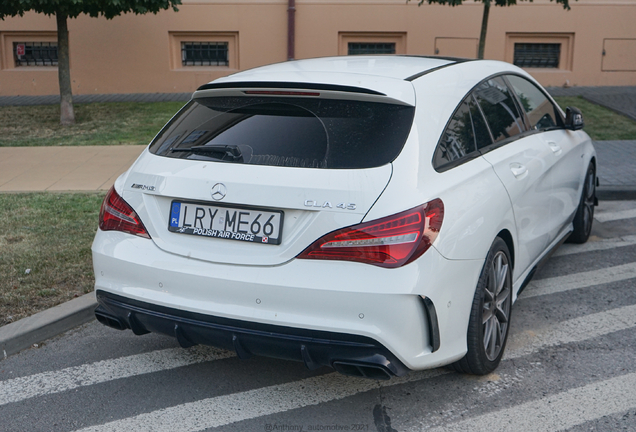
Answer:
top-left (170, 144), bottom-right (243, 162)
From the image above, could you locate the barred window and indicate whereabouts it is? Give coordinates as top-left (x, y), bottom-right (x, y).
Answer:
top-left (181, 42), bottom-right (229, 66)
top-left (348, 42), bottom-right (396, 55)
top-left (14, 42), bottom-right (58, 67)
top-left (513, 43), bottom-right (560, 68)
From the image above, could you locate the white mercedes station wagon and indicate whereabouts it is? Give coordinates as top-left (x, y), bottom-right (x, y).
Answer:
top-left (92, 56), bottom-right (596, 379)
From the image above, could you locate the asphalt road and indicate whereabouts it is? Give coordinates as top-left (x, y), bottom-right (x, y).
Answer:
top-left (1, 200), bottom-right (636, 432)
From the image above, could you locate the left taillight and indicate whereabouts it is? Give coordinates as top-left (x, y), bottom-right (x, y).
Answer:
top-left (99, 186), bottom-right (150, 239)
top-left (297, 198), bottom-right (444, 268)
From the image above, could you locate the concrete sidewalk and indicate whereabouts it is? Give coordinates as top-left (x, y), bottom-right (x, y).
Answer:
top-left (0, 141), bottom-right (634, 198)
top-left (2, 140), bottom-right (635, 199)
top-left (0, 145), bottom-right (145, 192)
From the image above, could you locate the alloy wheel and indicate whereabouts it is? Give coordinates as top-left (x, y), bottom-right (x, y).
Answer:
top-left (482, 251), bottom-right (511, 361)
top-left (582, 169), bottom-right (595, 237)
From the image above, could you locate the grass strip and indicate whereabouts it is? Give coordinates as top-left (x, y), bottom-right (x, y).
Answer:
top-left (553, 96), bottom-right (636, 141)
top-left (0, 192), bottom-right (105, 326)
top-left (0, 97), bottom-right (635, 147)
top-left (0, 101), bottom-right (185, 147)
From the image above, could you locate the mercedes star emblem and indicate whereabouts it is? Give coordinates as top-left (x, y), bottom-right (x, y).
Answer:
top-left (211, 183), bottom-right (227, 201)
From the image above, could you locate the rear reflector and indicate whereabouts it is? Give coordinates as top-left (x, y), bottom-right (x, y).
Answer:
top-left (297, 199), bottom-right (444, 268)
top-left (99, 186), bottom-right (150, 239)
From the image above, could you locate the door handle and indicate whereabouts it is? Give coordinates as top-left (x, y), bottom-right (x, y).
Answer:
top-left (548, 142), bottom-right (562, 155)
top-left (510, 163), bottom-right (528, 178)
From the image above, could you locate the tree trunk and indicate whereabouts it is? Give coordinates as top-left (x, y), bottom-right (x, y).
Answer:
top-left (477, 0), bottom-right (490, 59)
top-left (56, 12), bottom-right (75, 125)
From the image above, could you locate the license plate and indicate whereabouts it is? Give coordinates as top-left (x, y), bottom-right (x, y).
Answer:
top-left (168, 201), bottom-right (283, 245)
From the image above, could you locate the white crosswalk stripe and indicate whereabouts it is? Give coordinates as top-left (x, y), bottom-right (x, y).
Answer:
top-left (505, 303), bottom-right (636, 359)
top-left (3, 258), bottom-right (632, 408)
top-left (595, 207), bottom-right (636, 223)
top-left (74, 303), bottom-right (636, 432)
top-left (519, 262), bottom-right (636, 299)
top-left (0, 346), bottom-right (234, 406)
top-left (417, 372), bottom-right (636, 432)
top-left (553, 234), bottom-right (636, 256)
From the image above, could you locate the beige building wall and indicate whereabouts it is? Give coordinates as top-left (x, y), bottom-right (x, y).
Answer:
top-left (1, 0), bottom-right (635, 96)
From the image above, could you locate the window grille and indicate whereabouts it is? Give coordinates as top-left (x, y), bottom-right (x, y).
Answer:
top-left (181, 42), bottom-right (229, 66)
top-left (348, 42), bottom-right (396, 55)
top-left (14, 42), bottom-right (58, 66)
top-left (513, 43), bottom-right (560, 68)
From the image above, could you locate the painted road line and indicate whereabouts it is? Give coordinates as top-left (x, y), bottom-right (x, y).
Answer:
top-left (520, 261), bottom-right (636, 299)
top-left (595, 208), bottom-right (636, 223)
top-left (74, 303), bottom-right (636, 432)
top-left (419, 372), bottom-right (636, 432)
top-left (505, 303), bottom-right (636, 359)
top-left (0, 346), bottom-right (234, 406)
top-left (75, 370), bottom-right (447, 432)
top-left (3, 262), bottom-right (635, 410)
top-left (553, 234), bottom-right (636, 257)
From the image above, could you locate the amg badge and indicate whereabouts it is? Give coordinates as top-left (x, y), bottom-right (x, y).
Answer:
top-left (131, 184), bottom-right (156, 191)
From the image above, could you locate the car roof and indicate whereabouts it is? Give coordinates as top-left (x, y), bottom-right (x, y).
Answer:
top-left (226, 56), bottom-right (462, 80)
top-left (195, 56), bottom-right (470, 106)
top-left (194, 57), bottom-right (531, 107)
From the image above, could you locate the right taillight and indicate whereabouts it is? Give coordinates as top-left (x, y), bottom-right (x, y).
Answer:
top-left (297, 198), bottom-right (444, 268)
top-left (99, 186), bottom-right (150, 239)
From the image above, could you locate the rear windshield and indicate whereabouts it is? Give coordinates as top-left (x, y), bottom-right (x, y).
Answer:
top-left (148, 96), bottom-right (415, 169)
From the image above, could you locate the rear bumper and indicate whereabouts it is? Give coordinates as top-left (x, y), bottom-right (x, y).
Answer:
top-left (95, 290), bottom-right (409, 379)
top-left (92, 230), bottom-right (485, 372)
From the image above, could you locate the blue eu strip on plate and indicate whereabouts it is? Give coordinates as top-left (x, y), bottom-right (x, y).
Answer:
top-left (170, 202), bottom-right (181, 227)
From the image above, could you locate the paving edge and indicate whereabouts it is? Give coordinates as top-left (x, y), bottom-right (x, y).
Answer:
top-left (0, 291), bottom-right (97, 360)
top-left (597, 186), bottom-right (636, 201)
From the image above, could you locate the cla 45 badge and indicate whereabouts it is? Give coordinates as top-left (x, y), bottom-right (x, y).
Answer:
top-left (304, 200), bottom-right (356, 210)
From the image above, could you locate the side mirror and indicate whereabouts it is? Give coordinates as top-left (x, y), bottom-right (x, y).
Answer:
top-left (565, 106), bottom-right (584, 131)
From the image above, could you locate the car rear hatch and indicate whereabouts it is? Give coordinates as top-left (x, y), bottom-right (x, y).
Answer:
top-left (121, 81), bottom-right (416, 266)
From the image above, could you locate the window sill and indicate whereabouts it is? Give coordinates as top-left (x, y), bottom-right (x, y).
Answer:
top-left (2, 66), bottom-right (58, 71)
top-left (518, 67), bottom-right (572, 73)
top-left (171, 66), bottom-right (237, 72)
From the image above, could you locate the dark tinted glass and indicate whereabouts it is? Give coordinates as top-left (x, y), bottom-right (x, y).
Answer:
top-left (348, 43), bottom-right (396, 55)
top-left (181, 42), bottom-right (228, 66)
top-left (468, 95), bottom-right (493, 150)
top-left (473, 77), bottom-right (526, 147)
top-left (14, 42), bottom-right (58, 67)
top-left (507, 75), bottom-right (562, 130)
top-left (514, 43), bottom-right (560, 68)
top-left (434, 100), bottom-right (476, 168)
top-left (149, 97), bottom-right (415, 169)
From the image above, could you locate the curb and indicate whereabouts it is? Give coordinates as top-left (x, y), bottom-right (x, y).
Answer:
top-left (0, 291), bottom-right (97, 360)
top-left (597, 186), bottom-right (636, 201)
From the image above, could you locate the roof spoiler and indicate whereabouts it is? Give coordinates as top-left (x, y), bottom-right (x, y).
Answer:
top-left (192, 81), bottom-right (414, 106)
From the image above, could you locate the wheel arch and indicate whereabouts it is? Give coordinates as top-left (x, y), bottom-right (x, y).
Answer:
top-left (496, 229), bottom-right (515, 270)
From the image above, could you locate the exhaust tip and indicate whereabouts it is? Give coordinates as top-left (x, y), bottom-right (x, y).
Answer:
top-left (95, 311), bottom-right (127, 331)
top-left (332, 361), bottom-right (393, 380)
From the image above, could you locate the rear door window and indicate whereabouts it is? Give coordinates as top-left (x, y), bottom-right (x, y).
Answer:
top-left (149, 97), bottom-right (415, 169)
top-left (433, 94), bottom-right (494, 171)
top-left (472, 77), bottom-right (526, 148)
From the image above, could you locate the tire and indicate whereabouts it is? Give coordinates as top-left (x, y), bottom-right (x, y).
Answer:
top-left (452, 237), bottom-right (513, 375)
top-left (567, 162), bottom-right (596, 244)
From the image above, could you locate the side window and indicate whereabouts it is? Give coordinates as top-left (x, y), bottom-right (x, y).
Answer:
top-left (473, 77), bottom-right (526, 147)
top-left (507, 75), bottom-right (563, 130)
top-left (468, 95), bottom-right (493, 150)
top-left (433, 99), bottom-right (477, 169)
